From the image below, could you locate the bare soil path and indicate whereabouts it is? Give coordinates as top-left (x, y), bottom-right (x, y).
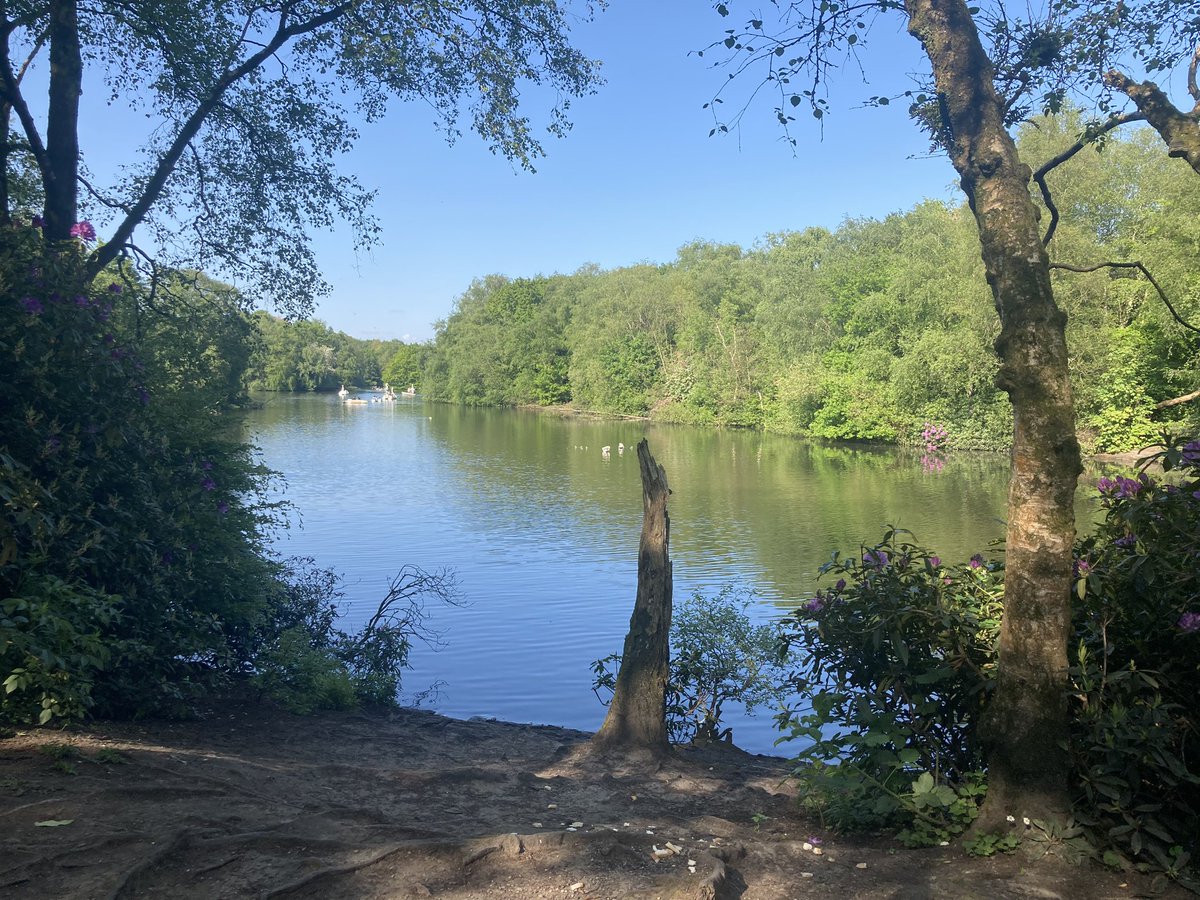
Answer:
top-left (0, 704), bottom-right (1183, 899)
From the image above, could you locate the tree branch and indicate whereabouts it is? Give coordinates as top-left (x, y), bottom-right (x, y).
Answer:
top-left (1033, 112), bottom-right (1142, 246)
top-left (1048, 260), bottom-right (1200, 334)
top-left (86, 1), bottom-right (353, 277)
top-left (1103, 69), bottom-right (1200, 176)
top-left (1155, 388), bottom-right (1200, 410)
top-left (1188, 41), bottom-right (1199, 107)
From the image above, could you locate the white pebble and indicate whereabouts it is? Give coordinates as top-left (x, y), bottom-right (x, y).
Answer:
top-left (856, 863), bottom-right (868, 869)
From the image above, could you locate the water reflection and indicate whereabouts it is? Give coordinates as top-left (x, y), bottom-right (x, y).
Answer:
top-left (245, 396), bottom-right (1108, 755)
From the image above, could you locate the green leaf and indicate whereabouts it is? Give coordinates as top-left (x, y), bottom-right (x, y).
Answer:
top-left (34, 819), bottom-right (75, 827)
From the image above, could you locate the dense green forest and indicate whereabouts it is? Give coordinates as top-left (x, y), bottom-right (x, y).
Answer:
top-left (389, 118), bottom-right (1197, 453)
top-left (246, 311), bottom-right (411, 393)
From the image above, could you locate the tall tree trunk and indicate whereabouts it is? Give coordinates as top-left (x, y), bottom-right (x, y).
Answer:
top-left (905, 0), bottom-right (1082, 830)
top-left (44, 0), bottom-right (80, 241)
top-left (591, 439), bottom-right (673, 756)
top-left (1, 0), bottom-right (13, 224)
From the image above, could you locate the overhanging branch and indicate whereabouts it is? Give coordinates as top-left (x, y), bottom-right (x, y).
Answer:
top-left (1049, 260), bottom-right (1200, 335)
top-left (85, 1), bottom-right (353, 278)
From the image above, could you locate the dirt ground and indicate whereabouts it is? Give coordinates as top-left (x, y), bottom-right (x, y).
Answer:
top-left (0, 704), bottom-right (1187, 899)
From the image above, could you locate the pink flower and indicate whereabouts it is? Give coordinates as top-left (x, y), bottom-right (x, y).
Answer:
top-left (69, 220), bottom-right (96, 242)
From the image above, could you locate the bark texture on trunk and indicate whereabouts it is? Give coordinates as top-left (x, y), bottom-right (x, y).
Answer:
top-left (44, 0), bottom-right (81, 241)
top-left (590, 439), bottom-right (673, 756)
top-left (1104, 70), bottom-right (1200, 176)
top-left (905, 0), bottom-right (1082, 830)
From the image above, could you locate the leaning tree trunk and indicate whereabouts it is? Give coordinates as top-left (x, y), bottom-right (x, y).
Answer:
top-left (906, 0), bottom-right (1083, 830)
top-left (590, 439), bottom-right (673, 756)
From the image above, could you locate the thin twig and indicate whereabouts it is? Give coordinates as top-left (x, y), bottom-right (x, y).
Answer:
top-left (1049, 260), bottom-right (1200, 334)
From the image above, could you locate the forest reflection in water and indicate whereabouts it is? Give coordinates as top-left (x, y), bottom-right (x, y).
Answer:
top-left (246, 395), bottom-right (1109, 755)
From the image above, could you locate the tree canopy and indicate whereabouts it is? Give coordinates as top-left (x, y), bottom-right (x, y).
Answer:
top-left (1, 0), bottom-right (603, 314)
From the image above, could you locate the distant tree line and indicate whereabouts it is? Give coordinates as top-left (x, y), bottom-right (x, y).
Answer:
top-left (410, 117), bottom-right (1199, 453)
top-left (246, 312), bottom-right (417, 393)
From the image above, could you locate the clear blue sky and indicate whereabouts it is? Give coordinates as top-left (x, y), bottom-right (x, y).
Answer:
top-left (80, 2), bottom-right (961, 342)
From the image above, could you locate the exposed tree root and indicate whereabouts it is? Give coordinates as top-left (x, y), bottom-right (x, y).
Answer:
top-left (106, 829), bottom-right (189, 900)
top-left (259, 841), bottom-right (416, 898)
top-left (135, 758), bottom-right (302, 808)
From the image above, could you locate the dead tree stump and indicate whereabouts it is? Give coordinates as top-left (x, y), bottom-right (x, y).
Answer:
top-left (590, 439), bottom-right (673, 756)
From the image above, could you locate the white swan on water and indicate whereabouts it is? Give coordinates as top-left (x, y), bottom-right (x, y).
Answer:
top-left (337, 384), bottom-right (348, 400)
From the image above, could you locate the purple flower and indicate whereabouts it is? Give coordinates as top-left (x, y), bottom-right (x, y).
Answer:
top-left (19, 295), bottom-right (43, 315)
top-left (801, 595), bottom-right (826, 615)
top-left (108, 283), bottom-right (122, 294)
top-left (217, 501), bottom-right (230, 516)
top-left (74, 294), bottom-right (90, 308)
top-left (928, 556), bottom-right (941, 569)
top-left (161, 551), bottom-right (174, 565)
top-left (834, 579), bottom-right (847, 592)
top-left (1074, 559), bottom-right (1091, 578)
top-left (69, 220), bottom-right (96, 241)
top-left (138, 388), bottom-right (150, 405)
top-left (201, 477), bottom-right (216, 491)
top-left (44, 436), bottom-right (62, 454)
top-left (1099, 476), bottom-right (1143, 499)
top-left (1114, 534), bottom-right (1137, 549)
top-left (807, 835), bottom-right (823, 846)
top-left (969, 554), bottom-right (984, 569)
top-left (31, 215), bottom-right (43, 228)
top-left (201, 460), bottom-right (213, 470)
top-left (1178, 612), bottom-right (1200, 634)
top-left (1181, 441), bottom-right (1200, 465)
top-left (864, 549), bottom-right (889, 569)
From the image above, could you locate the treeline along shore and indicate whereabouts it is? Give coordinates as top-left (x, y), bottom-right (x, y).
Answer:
top-left (251, 116), bottom-right (1200, 455)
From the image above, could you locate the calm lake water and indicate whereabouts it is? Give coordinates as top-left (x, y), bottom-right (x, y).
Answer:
top-left (245, 394), bottom-right (1098, 755)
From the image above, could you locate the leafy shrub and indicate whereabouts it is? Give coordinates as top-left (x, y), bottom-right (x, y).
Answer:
top-left (1, 222), bottom-right (289, 721)
top-left (593, 586), bottom-right (786, 744)
top-left (252, 560), bottom-right (461, 711)
top-left (1, 576), bottom-right (116, 724)
top-left (776, 530), bottom-right (1003, 844)
top-left (1070, 436), bottom-right (1200, 887)
top-left (778, 448), bottom-right (1199, 887)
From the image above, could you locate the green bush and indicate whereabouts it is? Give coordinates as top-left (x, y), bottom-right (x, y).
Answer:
top-left (2, 221), bottom-right (277, 721)
top-left (778, 448), bottom-right (1199, 886)
top-left (252, 560), bottom-right (461, 711)
top-left (1070, 437), bottom-right (1200, 887)
top-left (777, 530), bottom-right (1002, 844)
top-left (1, 576), bottom-right (116, 724)
top-left (593, 586), bottom-right (786, 744)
